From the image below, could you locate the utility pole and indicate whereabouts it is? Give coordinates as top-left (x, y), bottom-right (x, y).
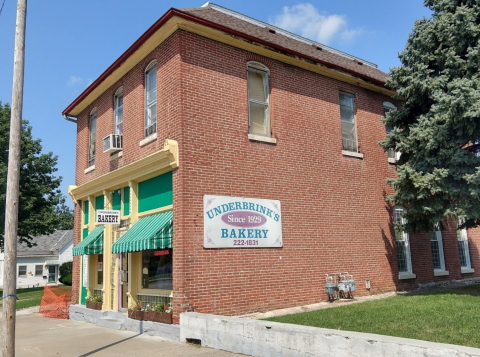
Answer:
top-left (2, 1), bottom-right (27, 357)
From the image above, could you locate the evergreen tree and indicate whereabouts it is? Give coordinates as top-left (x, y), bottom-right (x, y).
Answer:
top-left (0, 102), bottom-right (72, 247)
top-left (381, 0), bottom-right (480, 233)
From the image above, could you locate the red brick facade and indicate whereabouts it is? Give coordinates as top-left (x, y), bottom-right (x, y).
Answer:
top-left (71, 28), bottom-right (480, 323)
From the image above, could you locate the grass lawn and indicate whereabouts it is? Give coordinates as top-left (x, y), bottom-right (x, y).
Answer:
top-left (0, 285), bottom-right (72, 310)
top-left (264, 284), bottom-right (480, 348)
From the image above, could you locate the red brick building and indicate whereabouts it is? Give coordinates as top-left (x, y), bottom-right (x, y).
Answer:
top-left (64, 3), bottom-right (480, 324)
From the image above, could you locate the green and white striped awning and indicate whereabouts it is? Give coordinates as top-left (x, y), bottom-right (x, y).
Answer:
top-left (111, 211), bottom-right (172, 253)
top-left (72, 226), bottom-right (104, 256)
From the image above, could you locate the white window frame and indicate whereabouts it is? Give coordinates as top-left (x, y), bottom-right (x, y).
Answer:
top-left (457, 219), bottom-right (473, 273)
top-left (247, 61), bottom-right (270, 139)
top-left (18, 265), bottom-right (27, 277)
top-left (144, 60), bottom-right (157, 138)
top-left (339, 92), bottom-right (359, 153)
top-left (114, 87), bottom-right (124, 136)
top-left (88, 108), bottom-right (97, 167)
top-left (393, 206), bottom-right (415, 279)
top-left (430, 224), bottom-right (448, 276)
top-left (383, 101), bottom-right (400, 163)
top-left (35, 265), bottom-right (43, 277)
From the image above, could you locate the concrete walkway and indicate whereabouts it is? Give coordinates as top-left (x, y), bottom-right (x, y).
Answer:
top-left (10, 313), bottom-right (244, 357)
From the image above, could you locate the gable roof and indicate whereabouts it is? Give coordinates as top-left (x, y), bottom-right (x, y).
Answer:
top-left (17, 230), bottom-right (73, 255)
top-left (63, 3), bottom-right (392, 117)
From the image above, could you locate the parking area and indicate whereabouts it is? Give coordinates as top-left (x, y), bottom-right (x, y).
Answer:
top-left (10, 313), bottom-right (243, 357)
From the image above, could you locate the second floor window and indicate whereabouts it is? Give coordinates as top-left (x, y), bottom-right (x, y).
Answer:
top-left (114, 87), bottom-right (124, 135)
top-left (247, 62), bottom-right (270, 137)
top-left (384, 101), bottom-right (398, 161)
top-left (145, 61), bottom-right (157, 138)
top-left (89, 108), bottom-right (97, 167)
top-left (339, 92), bottom-right (358, 152)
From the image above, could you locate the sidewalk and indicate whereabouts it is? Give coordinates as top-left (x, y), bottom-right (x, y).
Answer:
top-left (10, 313), bottom-right (244, 357)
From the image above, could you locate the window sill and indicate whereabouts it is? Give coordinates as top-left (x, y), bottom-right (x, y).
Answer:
top-left (388, 158), bottom-right (397, 164)
top-left (398, 272), bottom-right (416, 280)
top-left (434, 270), bottom-right (449, 277)
top-left (109, 151), bottom-right (123, 161)
top-left (342, 150), bottom-right (364, 159)
top-left (248, 134), bottom-right (277, 144)
top-left (461, 268), bottom-right (475, 274)
top-left (84, 165), bottom-right (95, 174)
top-left (139, 133), bottom-right (157, 147)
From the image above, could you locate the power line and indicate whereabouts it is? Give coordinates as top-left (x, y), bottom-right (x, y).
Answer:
top-left (0, 0), bottom-right (6, 18)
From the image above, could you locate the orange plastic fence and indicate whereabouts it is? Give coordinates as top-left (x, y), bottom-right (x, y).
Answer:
top-left (39, 286), bottom-right (72, 319)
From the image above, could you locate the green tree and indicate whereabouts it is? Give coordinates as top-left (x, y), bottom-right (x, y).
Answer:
top-left (0, 102), bottom-right (70, 247)
top-left (381, 0), bottom-right (480, 233)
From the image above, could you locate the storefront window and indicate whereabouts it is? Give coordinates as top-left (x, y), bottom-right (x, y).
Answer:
top-left (97, 254), bottom-right (103, 285)
top-left (141, 249), bottom-right (172, 290)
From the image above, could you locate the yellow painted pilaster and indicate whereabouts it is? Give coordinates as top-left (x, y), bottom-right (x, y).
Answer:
top-left (103, 190), bottom-right (112, 310)
top-left (86, 196), bottom-right (95, 299)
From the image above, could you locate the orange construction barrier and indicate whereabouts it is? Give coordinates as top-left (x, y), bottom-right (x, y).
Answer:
top-left (39, 286), bottom-right (72, 319)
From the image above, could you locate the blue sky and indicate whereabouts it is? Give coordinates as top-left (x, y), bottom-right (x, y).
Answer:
top-left (0, 1), bottom-right (432, 207)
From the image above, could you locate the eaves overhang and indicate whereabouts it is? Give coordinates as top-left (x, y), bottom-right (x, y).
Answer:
top-left (62, 8), bottom-right (394, 117)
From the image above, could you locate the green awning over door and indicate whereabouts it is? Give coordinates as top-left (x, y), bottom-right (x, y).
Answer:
top-left (111, 211), bottom-right (173, 253)
top-left (72, 226), bottom-right (104, 256)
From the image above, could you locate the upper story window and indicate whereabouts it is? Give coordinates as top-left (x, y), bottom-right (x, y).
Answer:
top-left (339, 92), bottom-right (358, 152)
top-left (383, 101), bottom-right (398, 162)
top-left (145, 60), bottom-right (157, 138)
top-left (393, 206), bottom-right (413, 276)
top-left (88, 108), bottom-right (97, 167)
top-left (247, 62), bottom-right (270, 137)
top-left (114, 87), bottom-right (124, 135)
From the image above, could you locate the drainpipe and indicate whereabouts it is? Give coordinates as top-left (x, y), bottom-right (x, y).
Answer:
top-left (63, 114), bottom-right (77, 123)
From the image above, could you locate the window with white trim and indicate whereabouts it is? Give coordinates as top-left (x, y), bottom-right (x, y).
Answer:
top-left (457, 220), bottom-right (471, 269)
top-left (383, 101), bottom-right (398, 161)
top-left (114, 87), bottom-right (124, 135)
top-left (339, 92), bottom-right (358, 152)
top-left (145, 60), bottom-right (157, 138)
top-left (18, 265), bottom-right (27, 277)
top-left (35, 265), bottom-right (43, 277)
top-left (393, 206), bottom-right (413, 274)
top-left (88, 108), bottom-right (97, 167)
top-left (247, 62), bottom-right (270, 137)
top-left (430, 224), bottom-right (446, 272)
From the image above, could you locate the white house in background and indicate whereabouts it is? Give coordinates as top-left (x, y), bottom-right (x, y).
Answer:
top-left (0, 230), bottom-right (73, 288)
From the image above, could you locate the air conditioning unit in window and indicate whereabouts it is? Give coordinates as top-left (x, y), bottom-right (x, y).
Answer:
top-left (103, 134), bottom-right (123, 153)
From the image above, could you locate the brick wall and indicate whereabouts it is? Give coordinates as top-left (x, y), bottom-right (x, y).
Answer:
top-left (72, 29), bottom-right (480, 323)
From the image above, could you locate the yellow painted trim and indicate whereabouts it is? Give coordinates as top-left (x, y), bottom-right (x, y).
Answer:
top-left (138, 205), bottom-right (173, 218)
top-left (138, 289), bottom-right (173, 297)
top-left (67, 17), bottom-right (394, 117)
top-left (69, 140), bottom-right (178, 203)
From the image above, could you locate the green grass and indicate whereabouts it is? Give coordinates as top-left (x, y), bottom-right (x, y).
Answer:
top-left (264, 285), bottom-right (480, 348)
top-left (0, 286), bottom-right (72, 310)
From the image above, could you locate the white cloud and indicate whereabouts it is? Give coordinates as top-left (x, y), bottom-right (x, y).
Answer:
top-left (271, 3), bottom-right (362, 45)
top-left (67, 76), bottom-right (82, 86)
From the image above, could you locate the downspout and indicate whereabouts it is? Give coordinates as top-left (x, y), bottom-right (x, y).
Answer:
top-left (63, 114), bottom-right (77, 123)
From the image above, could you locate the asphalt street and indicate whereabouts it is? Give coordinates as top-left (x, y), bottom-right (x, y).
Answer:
top-left (6, 313), bottom-right (244, 357)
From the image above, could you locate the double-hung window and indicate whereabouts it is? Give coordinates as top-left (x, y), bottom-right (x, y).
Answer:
top-left (430, 224), bottom-right (447, 275)
top-left (114, 87), bottom-right (124, 136)
top-left (339, 92), bottom-right (358, 152)
top-left (247, 62), bottom-right (270, 138)
top-left (88, 108), bottom-right (97, 167)
top-left (457, 220), bottom-right (473, 272)
top-left (393, 206), bottom-right (414, 278)
top-left (18, 265), bottom-right (27, 277)
top-left (145, 61), bottom-right (157, 138)
top-left (383, 101), bottom-right (398, 162)
top-left (35, 265), bottom-right (43, 277)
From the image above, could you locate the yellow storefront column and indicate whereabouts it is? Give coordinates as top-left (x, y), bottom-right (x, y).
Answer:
top-left (86, 196), bottom-right (95, 300)
top-left (102, 189), bottom-right (113, 310)
top-left (126, 180), bottom-right (139, 310)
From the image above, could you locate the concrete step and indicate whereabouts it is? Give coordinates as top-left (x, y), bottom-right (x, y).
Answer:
top-left (97, 317), bottom-right (124, 330)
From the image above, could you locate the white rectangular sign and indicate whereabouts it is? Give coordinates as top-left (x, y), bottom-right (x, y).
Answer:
top-left (96, 210), bottom-right (121, 225)
top-left (82, 255), bottom-right (89, 288)
top-left (204, 195), bottom-right (282, 248)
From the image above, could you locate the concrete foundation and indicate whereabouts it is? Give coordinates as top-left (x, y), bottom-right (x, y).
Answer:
top-left (180, 312), bottom-right (480, 357)
top-left (69, 305), bottom-right (180, 341)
